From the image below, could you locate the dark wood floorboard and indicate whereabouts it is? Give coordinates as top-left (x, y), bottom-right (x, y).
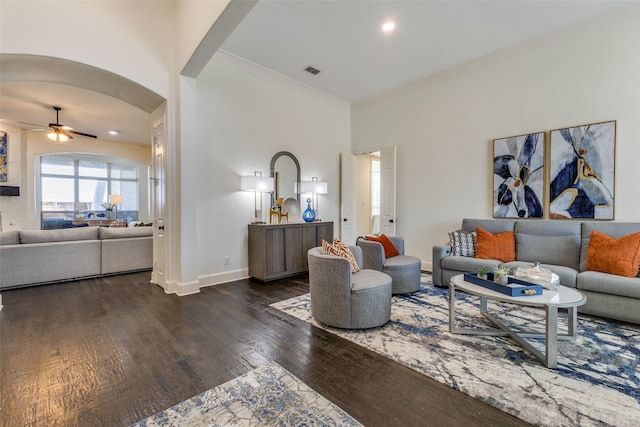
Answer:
top-left (0, 272), bottom-right (531, 427)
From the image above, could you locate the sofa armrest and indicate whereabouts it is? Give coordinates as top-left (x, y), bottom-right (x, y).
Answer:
top-left (432, 244), bottom-right (452, 287)
top-left (356, 238), bottom-right (385, 271)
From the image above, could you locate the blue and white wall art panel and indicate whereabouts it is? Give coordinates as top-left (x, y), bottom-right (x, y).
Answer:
top-left (493, 132), bottom-right (545, 218)
top-left (549, 121), bottom-right (615, 220)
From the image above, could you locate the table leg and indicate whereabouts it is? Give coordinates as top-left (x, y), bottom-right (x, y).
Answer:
top-left (546, 305), bottom-right (558, 369)
top-left (567, 306), bottom-right (578, 339)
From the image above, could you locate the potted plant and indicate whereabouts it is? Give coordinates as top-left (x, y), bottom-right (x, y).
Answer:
top-left (493, 266), bottom-right (510, 285)
top-left (478, 266), bottom-right (489, 280)
top-left (101, 202), bottom-right (115, 219)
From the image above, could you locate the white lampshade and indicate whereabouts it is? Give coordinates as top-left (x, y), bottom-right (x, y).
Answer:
top-left (241, 175), bottom-right (274, 192)
top-left (109, 194), bottom-right (123, 205)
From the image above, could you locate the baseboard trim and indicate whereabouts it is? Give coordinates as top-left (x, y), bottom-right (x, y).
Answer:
top-left (198, 269), bottom-right (249, 289)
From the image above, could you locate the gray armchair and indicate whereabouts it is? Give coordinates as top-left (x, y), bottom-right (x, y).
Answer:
top-left (308, 246), bottom-right (392, 329)
top-left (356, 236), bottom-right (422, 294)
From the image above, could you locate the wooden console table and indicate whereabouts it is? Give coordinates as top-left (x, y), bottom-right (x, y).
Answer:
top-left (248, 221), bottom-right (333, 281)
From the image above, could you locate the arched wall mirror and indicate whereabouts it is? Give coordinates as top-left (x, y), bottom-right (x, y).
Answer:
top-left (270, 151), bottom-right (301, 203)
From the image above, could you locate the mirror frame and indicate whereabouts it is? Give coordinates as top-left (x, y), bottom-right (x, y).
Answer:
top-left (270, 151), bottom-right (301, 202)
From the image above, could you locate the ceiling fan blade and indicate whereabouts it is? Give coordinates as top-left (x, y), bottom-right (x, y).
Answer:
top-left (19, 121), bottom-right (46, 127)
top-left (60, 129), bottom-right (74, 139)
top-left (69, 130), bottom-right (97, 139)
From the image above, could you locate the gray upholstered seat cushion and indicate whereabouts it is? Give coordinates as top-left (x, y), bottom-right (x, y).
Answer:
top-left (20, 227), bottom-right (100, 244)
top-left (351, 269), bottom-right (392, 292)
top-left (577, 271), bottom-right (640, 298)
top-left (383, 254), bottom-right (421, 294)
top-left (0, 231), bottom-right (20, 245)
top-left (442, 255), bottom-right (501, 272)
top-left (99, 226), bottom-right (153, 239)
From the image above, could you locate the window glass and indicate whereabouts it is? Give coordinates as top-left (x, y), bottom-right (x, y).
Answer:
top-left (39, 154), bottom-right (141, 229)
top-left (79, 179), bottom-right (108, 209)
top-left (111, 163), bottom-right (137, 179)
top-left (79, 160), bottom-right (108, 178)
top-left (42, 177), bottom-right (74, 209)
top-left (41, 156), bottom-right (74, 175)
top-left (118, 181), bottom-right (138, 210)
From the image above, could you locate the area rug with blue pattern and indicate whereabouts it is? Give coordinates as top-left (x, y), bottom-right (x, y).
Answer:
top-left (130, 361), bottom-right (362, 426)
top-left (271, 276), bottom-right (639, 427)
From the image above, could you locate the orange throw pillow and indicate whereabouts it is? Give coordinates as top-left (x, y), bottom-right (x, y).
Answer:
top-left (365, 234), bottom-right (400, 258)
top-left (475, 227), bottom-right (515, 262)
top-left (586, 230), bottom-right (640, 277)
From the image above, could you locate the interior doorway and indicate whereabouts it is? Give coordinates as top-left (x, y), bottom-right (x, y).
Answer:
top-left (340, 147), bottom-right (395, 244)
top-left (356, 152), bottom-right (381, 236)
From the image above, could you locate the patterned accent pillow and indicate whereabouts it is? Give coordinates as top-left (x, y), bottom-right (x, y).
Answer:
top-left (322, 238), bottom-right (360, 273)
top-left (109, 220), bottom-right (127, 228)
top-left (448, 230), bottom-right (477, 257)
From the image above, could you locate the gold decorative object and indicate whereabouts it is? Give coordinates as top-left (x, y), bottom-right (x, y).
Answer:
top-left (270, 198), bottom-right (289, 224)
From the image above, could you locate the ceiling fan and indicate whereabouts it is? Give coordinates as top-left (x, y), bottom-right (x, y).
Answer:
top-left (46, 106), bottom-right (97, 142)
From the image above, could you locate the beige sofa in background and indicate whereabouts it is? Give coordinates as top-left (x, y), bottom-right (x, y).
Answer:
top-left (0, 226), bottom-right (153, 290)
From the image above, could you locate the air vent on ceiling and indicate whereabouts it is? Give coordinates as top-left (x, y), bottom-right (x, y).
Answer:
top-left (304, 66), bottom-right (321, 75)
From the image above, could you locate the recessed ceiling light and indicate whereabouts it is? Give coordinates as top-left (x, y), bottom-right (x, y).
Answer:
top-left (382, 21), bottom-right (395, 33)
top-left (108, 130), bottom-right (119, 135)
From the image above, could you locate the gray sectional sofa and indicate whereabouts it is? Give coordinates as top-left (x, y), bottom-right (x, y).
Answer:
top-left (433, 218), bottom-right (640, 325)
top-left (0, 226), bottom-right (153, 289)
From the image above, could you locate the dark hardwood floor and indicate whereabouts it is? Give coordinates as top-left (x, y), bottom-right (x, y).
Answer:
top-left (0, 272), bottom-right (531, 427)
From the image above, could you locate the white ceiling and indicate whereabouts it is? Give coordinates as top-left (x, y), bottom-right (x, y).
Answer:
top-left (0, 0), bottom-right (634, 145)
top-left (221, 0), bottom-right (634, 102)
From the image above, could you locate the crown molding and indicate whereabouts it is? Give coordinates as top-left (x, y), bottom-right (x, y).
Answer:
top-left (213, 50), bottom-right (351, 111)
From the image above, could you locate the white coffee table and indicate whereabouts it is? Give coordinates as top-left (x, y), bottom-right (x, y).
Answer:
top-left (449, 274), bottom-right (587, 368)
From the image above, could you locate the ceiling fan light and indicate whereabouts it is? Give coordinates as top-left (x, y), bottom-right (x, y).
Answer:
top-left (48, 130), bottom-right (69, 143)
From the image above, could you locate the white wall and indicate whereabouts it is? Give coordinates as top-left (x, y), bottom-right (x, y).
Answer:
top-left (193, 54), bottom-right (351, 286)
top-left (352, 10), bottom-right (640, 270)
top-left (0, 0), bottom-right (175, 99)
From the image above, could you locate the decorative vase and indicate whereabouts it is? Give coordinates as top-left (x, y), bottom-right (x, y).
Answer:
top-left (495, 274), bottom-right (508, 285)
top-left (302, 198), bottom-right (315, 223)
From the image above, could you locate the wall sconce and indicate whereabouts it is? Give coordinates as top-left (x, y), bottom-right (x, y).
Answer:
top-left (297, 176), bottom-right (328, 221)
top-left (109, 194), bottom-right (123, 220)
top-left (241, 171), bottom-right (274, 224)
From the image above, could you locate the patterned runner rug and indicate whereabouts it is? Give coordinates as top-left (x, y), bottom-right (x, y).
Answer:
top-left (131, 361), bottom-right (362, 426)
top-left (271, 276), bottom-right (640, 427)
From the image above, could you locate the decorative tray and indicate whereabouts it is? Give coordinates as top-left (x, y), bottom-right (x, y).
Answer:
top-left (463, 273), bottom-right (543, 297)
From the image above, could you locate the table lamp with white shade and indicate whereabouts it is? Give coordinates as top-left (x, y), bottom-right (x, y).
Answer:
top-left (241, 171), bottom-right (274, 224)
top-left (109, 194), bottom-right (123, 220)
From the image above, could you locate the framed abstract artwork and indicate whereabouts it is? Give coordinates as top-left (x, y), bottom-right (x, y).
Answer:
top-left (549, 121), bottom-right (615, 220)
top-left (493, 132), bottom-right (545, 218)
top-left (0, 131), bottom-right (7, 182)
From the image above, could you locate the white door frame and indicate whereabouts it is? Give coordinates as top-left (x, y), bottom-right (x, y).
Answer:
top-left (150, 104), bottom-right (166, 289)
top-left (341, 146), bottom-right (397, 240)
